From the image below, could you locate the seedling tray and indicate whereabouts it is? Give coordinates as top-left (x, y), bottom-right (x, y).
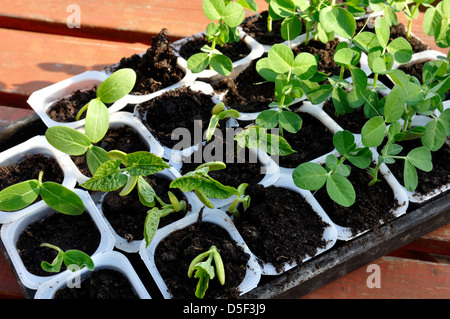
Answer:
top-left (1, 113), bottom-right (449, 299)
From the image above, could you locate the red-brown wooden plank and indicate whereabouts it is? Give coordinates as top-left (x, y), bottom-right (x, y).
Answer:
top-left (0, 0), bottom-right (269, 43)
top-left (0, 28), bottom-right (148, 108)
top-left (0, 251), bottom-right (24, 299)
top-left (302, 256), bottom-right (450, 299)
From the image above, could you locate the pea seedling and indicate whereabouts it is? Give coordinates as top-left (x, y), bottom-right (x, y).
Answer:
top-left (423, 0), bottom-right (450, 56)
top-left (360, 63), bottom-right (450, 191)
top-left (187, 245), bottom-right (225, 299)
top-left (293, 130), bottom-right (372, 207)
top-left (169, 161), bottom-right (242, 209)
top-left (75, 68), bottom-right (136, 143)
top-left (187, 0), bottom-right (257, 76)
top-left (0, 171), bottom-right (84, 215)
top-left (255, 43), bottom-right (317, 137)
top-left (40, 243), bottom-right (94, 273)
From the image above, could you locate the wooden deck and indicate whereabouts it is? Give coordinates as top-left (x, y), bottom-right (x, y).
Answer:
top-left (0, 0), bottom-right (449, 299)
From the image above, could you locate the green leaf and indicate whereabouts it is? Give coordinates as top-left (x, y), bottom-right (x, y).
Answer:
top-left (333, 130), bottom-right (355, 156)
top-left (292, 162), bottom-right (328, 190)
top-left (187, 53), bottom-right (210, 73)
top-left (361, 116), bottom-right (386, 147)
top-left (384, 85), bottom-right (406, 123)
top-left (375, 16), bottom-right (390, 48)
top-left (256, 110), bottom-right (280, 129)
top-left (86, 145), bottom-right (109, 176)
top-left (80, 160), bottom-right (127, 192)
top-left (144, 208), bottom-right (162, 247)
top-left (125, 151), bottom-right (170, 176)
top-left (45, 126), bottom-right (91, 155)
top-left (0, 180), bottom-right (40, 211)
top-left (353, 31), bottom-right (380, 52)
top-left (320, 7), bottom-right (356, 40)
top-left (279, 111), bottom-right (302, 133)
top-left (348, 147), bottom-right (373, 169)
top-left (281, 15), bottom-right (303, 40)
top-left (407, 147), bottom-right (433, 172)
top-left (387, 37), bottom-right (413, 64)
top-left (63, 250), bottom-right (95, 271)
top-left (439, 109), bottom-right (450, 135)
top-left (41, 249), bottom-right (64, 273)
top-left (270, 0), bottom-right (296, 18)
top-left (292, 52), bottom-right (317, 80)
top-left (403, 159), bottom-right (418, 191)
top-left (40, 182), bottom-right (84, 215)
top-left (96, 68), bottom-right (136, 104)
top-left (421, 118), bottom-right (447, 151)
top-left (203, 0), bottom-right (225, 21)
top-left (326, 174), bottom-right (355, 207)
top-left (193, 263), bottom-right (214, 299)
top-left (85, 99), bottom-right (109, 143)
top-left (256, 57), bottom-right (278, 82)
top-left (137, 176), bottom-right (157, 207)
top-left (222, 2), bottom-right (245, 27)
top-left (234, 126), bottom-right (296, 156)
top-left (210, 54), bottom-right (233, 76)
top-left (268, 44), bottom-right (294, 74)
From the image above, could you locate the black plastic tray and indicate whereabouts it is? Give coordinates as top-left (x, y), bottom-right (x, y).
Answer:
top-left (1, 114), bottom-right (449, 299)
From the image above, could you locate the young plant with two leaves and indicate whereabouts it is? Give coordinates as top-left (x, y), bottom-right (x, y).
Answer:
top-left (40, 243), bottom-right (95, 274)
top-left (187, 0), bottom-right (258, 76)
top-left (0, 170), bottom-right (84, 216)
top-left (74, 68), bottom-right (136, 143)
top-left (292, 130), bottom-right (373, 207)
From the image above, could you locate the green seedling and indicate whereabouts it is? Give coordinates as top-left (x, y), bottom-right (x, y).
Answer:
top-left (423, 0), bottom-right (450, 56)
top-left (353, 15), bottom-right (413, 90)
top-left (265, 0), bottom-right (306, 41)
top-left (227, 182), bottom-right (251, 218)
top-left (255, 44), bottom-right (318, 137)
top-left (0, 171), bottom-right (84, 215)
top-left (80, 150), bottom-right (170, 194)
top-left (40, 243), bottom-right (94, 273)
top-left (293, 130), bottom-right (372, 207)
top-left (187, 245), bottom-right (225, 299)
top-left (187, 0), bottom-right (257, 76)
top-left (360, 64), bottom-right (450, 191)
top-left (170, 161), bottom-right (241, 209)
top-left (205, 102), bottom-right (240, 142)
top-left (45, 125), bottom-right (109, 176)
top-left (138, 176), bottom-right (187, 247)
top-left (234, 125), bottom-right (296, 156)
top-left (75, 68), bottom-right (136, 143)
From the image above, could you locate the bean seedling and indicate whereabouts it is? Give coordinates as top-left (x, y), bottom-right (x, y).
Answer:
top-left (170, 161), bottom-right (243, 209)
top-left (138, 176), bottom-right (187, 247)
top-left (187, 245), bottom-right (225, 299)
